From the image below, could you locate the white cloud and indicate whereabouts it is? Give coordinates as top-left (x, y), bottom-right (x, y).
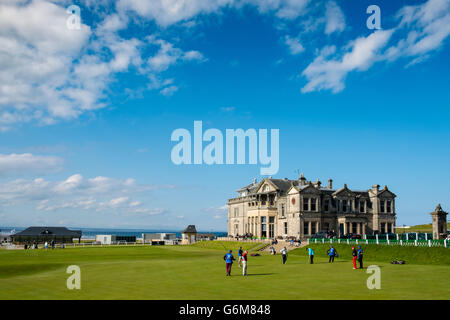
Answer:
top-left (284, 35), bottom-right (304, 54)
top-left (0, 153), bottom-right (63, 176)
top-left (324, 1), bottom-right (345, 35)
top-left (0, 173), bottom-right (172, 216)
top-left (0, 1), bottom-right (207, 128)
top-left (301, 0), bottom-right (450, 93)
top-left (302, 30), bottom-right (393, 93)
top-left (245, 0), bottom-right (310, 20)
top-left (117, 0), bottom-right (234, 27)
top-left (0, 0), bottom-right (92, 125)
top-left (117, 0), bottom-right (311, 27)
top-left (204, 204), bottom-right (228, 219)
top-left (147, 37), bottom-right (205, 72)
top-left (386, 0), bottom-right (450, 60)
top-left (160, 86), bottom-right (179, 96)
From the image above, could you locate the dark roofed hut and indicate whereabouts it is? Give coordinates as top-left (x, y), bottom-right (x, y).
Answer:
top-left (181, 225), bottom-right (197, 244)
top-left (12, 227), bottom-right (82, 244)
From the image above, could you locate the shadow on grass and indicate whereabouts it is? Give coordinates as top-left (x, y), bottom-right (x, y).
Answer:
top-left (246, 273), bottom-right (276, 276)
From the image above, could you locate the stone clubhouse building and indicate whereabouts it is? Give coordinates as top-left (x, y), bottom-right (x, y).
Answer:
top-left (227, 174), bottom-right (396, 239)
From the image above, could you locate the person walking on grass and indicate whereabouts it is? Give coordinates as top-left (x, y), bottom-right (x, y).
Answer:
top-left (280, 247), bottom-right (288, 264)
top-left (327, 245), bottom-right (336, 263)
top-left (242, 250), bottom-right (248, 276)
top-left (357, 245), bottom-right (363, 269)
top-left (307, 247), bottom-right (314, 264)
top-left (238, 247), bottom-right (243, 267)
top-left (224, 250), bottom-right (236, 276)
top-left (352, 246), bottom-right (358, 269)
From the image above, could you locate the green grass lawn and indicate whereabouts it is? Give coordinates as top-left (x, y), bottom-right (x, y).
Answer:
top-left (0, 242), bottom-right (449, 300)
top-left (396, 222), bottom-right (450, 233)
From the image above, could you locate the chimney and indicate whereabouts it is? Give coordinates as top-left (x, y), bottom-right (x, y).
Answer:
top-left (315, 178), bottom-right (321, 188)
top-left (372, 184), bottom-right (380, 192)
top-left (298, 173), bottom-right (307, 186)
top-left (328, 179), bottom-right (333, 189)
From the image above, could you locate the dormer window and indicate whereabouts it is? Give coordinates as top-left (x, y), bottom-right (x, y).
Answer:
top-left (387, 200), bottom-right (391, 213)
top-left (380, 200), bottom-right (385, 213)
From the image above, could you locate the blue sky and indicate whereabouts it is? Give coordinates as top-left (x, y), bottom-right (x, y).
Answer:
top-left (0, 0), bottom-right (449, 231)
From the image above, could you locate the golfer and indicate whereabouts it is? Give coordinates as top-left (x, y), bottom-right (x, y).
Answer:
top-left (327, 245), bottom-right (336, 263)
top-left (357, 245), bottom-right (363, 269)
top-left (280, 247), bottom-right (288, 264)
top-left (352, 246), bottom-right (358, 269)
top-left (307, 247), bottom-right (314, 264)
top-left (242, 250), bottom-right (248, 276)
top-left (238, 247), bottom-right (243, 267)
top-left (223, 250), bottom-right (236, 276)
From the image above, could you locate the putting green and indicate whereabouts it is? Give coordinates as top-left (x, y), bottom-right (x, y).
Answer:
top-left (0, 244), bottom-right (449, 300)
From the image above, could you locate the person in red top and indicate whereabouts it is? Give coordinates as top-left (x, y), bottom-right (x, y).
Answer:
top-left (352, 246), bottom-right (358, 269)
top-left (242, 250), bottom-right (248, 276)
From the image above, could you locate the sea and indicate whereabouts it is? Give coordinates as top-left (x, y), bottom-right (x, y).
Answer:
top-left (0, 227), bottom-right (227, 240)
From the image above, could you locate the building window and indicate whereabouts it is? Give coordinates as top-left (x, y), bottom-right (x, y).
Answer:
top-left (304, 222), bottom-right (309, 235)
top-left (359, 200), bottom-right (365, 213)
top-left (311, 198), bottom-right (316, 211)
top-left (352, 222), bottom-right (357, 234)
top-left (281, 204), bottom-right (285, 217)
top-left (303, 198), bottom-right (309, 211)
top-left (380, 222), bottom-right (386, 233)
top-left (342, 200), bottom-right (347, 213)
top-left (284, 222), bottom-right (288, 234)
top-left (269, 216), bottom-right (275, 223)
top-left (387, 223), bottom-right (392, 233)
top-left (380, 200), bottom-right (385, 213)
top-left (324, 199), bottom-right (329, 212)
top-left (387, 200), bottom-right (391, 213)
top-left (311, 222), bottom-right (316, 235)
top-left (234, 208), bottom-right (239, 217)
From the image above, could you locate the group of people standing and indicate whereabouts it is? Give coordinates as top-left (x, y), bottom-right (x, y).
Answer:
top-left (352, 245), bottom-right (364, 269)
top-left (224, 247), bottom-right (249, 276)
top-left (223, 244), bottom-right (365, 276)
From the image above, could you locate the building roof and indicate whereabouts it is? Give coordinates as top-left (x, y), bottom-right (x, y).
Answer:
top-left (13, 226), bottom-right (82, 237)
top-left (182, 225), bottom-right (197, 233)
top-left (266, 178), bottom-right (295, 193)
top-left (234, 175), bottom-right (384, 199)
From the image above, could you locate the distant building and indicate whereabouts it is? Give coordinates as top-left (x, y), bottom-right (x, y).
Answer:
top-left (12, 227), bottom-right (82, 244)
top-left (430, 204), bottom-right (448, 240)
top-left (197, 233), bottom-right (215, 241)
top-left (181, 225), bottom-right (197, 244)
top-left (142, 233), bottom-right (177, 245)
top-left (228, 175), bottom-right (397, 239)
top-left (95, 235), bottom-right (136, 244)
top-left (0, 230), bottom-right (13, 244)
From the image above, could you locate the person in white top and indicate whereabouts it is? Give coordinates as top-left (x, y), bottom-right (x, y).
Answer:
top-left (280, 247), bottom-right (288, 264)
top-left (44, 241), bottom-right (48, 250)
